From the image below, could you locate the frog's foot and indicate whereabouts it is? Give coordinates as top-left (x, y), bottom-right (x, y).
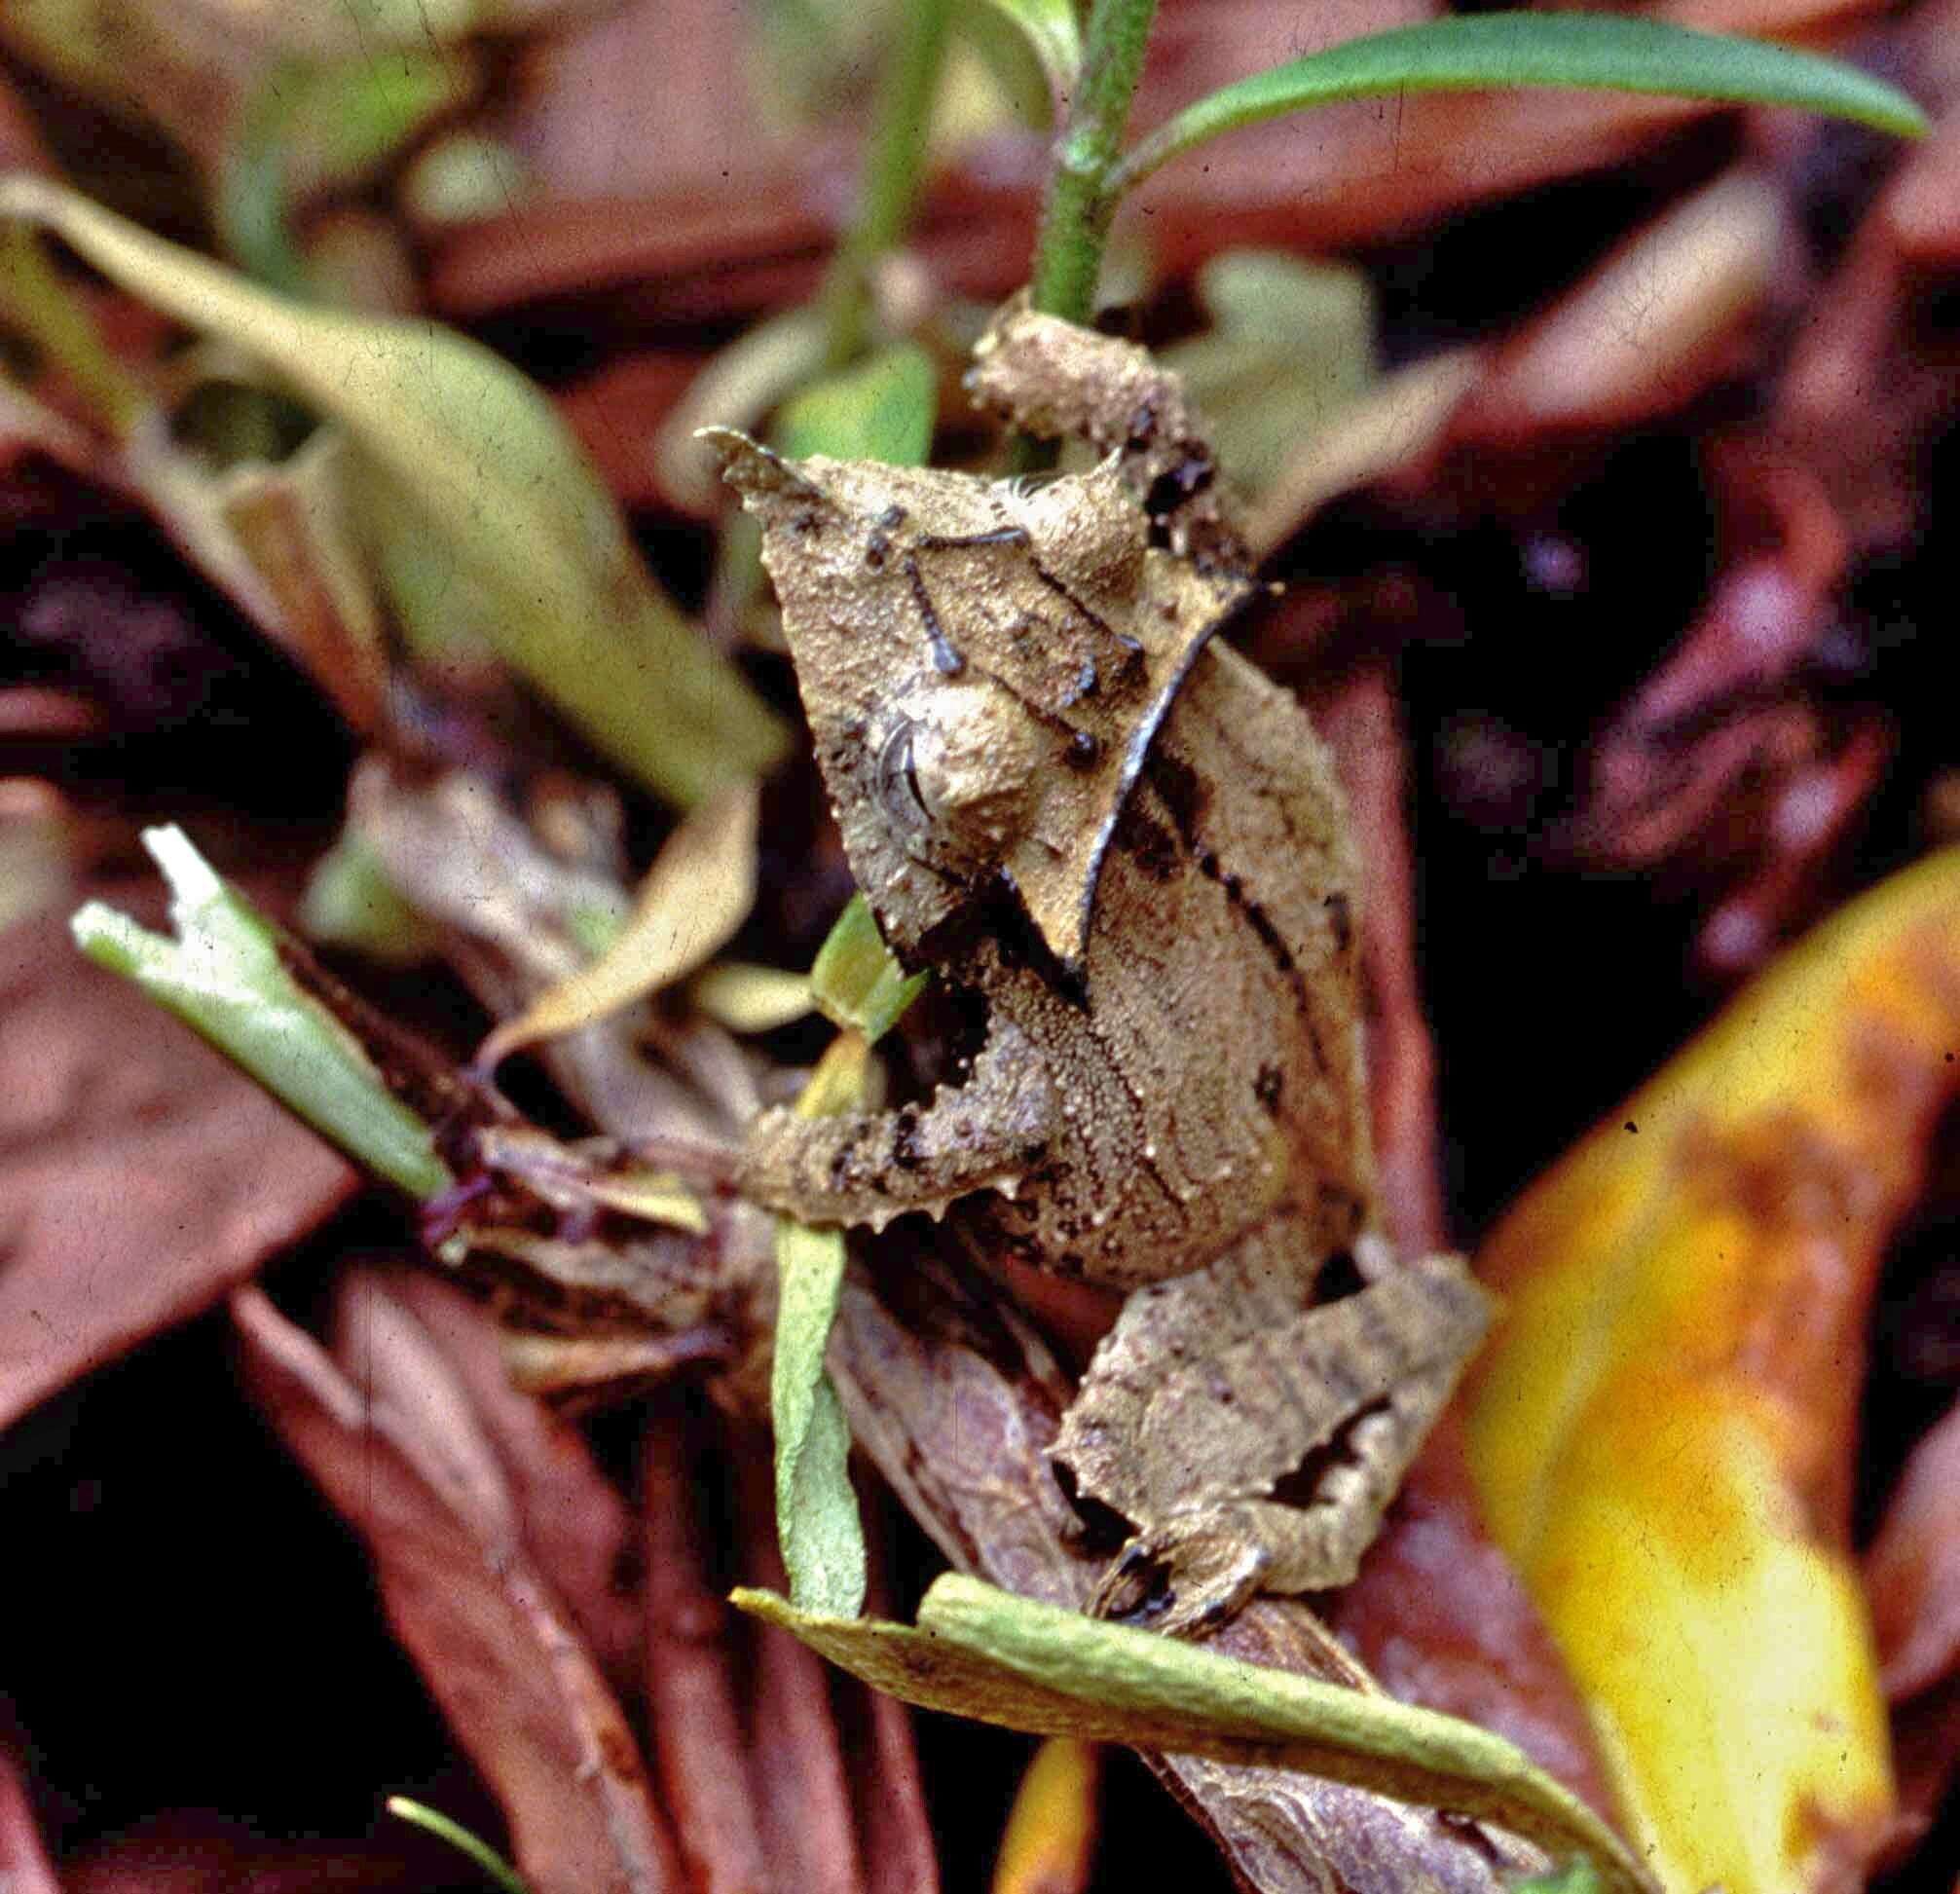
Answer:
top-left (1090, 1504), bottom-right (1273, 1639)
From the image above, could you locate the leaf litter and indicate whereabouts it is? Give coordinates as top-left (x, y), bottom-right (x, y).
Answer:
top-left (7, 0), bottom-right (1960, 1889)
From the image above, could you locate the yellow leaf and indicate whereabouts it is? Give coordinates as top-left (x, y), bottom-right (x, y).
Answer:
top-left (992, 1738), bottom-right (1099, 1894)
top-left (1465, 850), bottom-right (1960, 1893)
top-left (478, 783), bottom-right (759, 1068)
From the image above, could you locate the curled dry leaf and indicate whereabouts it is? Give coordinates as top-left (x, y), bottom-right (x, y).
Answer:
top-left (1451, 166), bottom-right (1790, 443)
top-left (0, 1719), bottom-right (59, 1894)
top-left (234, 1276), bottom-right (682, 1894)
top-left (382, 1269), bottom-right (646, 1685)
top-left (829, 1251), bottom-right (1548, 1894)
top-left (479, 779), bottom-right (761, 1070)
top-left (0, 900), bottom-right (355, 1430)
top-left (1465, 849), bottom-right (1960, 1894)
top-left (1865, 1395), bottom-right (1960, 1704)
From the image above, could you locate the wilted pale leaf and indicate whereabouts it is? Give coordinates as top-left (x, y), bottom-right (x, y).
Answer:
top-left (736, 1576), bottom-right (1651, 1894)
top-left (478, 781), bottom-right (760, 1068)
top-left (0, 176), bottom-right (787, 806)
top-left (968, 0), bottom-right (1082, 97)
top-left (1466, 851), bottom-right (1960, 1894)
top-left (215, 427), bottom-right (389, 730)
top-left (687, 961), bottom-right (814, 1034)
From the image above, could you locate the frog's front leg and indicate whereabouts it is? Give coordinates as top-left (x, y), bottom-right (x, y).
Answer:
top-left (737, 1013), bottom-right (1062, 1232)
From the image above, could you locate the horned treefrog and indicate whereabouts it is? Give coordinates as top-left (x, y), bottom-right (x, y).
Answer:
top-left (702, 310), bottom-right (1490, 1636)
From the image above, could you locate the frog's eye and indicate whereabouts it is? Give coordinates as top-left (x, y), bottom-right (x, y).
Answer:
top-left (875, 721), bottom-right (932, 834)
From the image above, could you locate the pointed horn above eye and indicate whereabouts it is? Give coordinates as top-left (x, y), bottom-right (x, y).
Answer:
top-left (696, 427), bottom-right (824, 501)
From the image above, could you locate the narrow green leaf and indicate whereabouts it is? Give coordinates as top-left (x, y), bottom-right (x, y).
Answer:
top-left (775, 342), bottom-right (938, 467)
top-left (967, 0), bottom-right (1083, 96)
top-left (736, 1575), bottom-right (1656, 1894)
top-left (1114, 15), bottom-right (1926, 192)
top-left (771, 1219), bottom-right (868, 1616)
top-left (809, 893), bottom-right (926, 1044)
top-left (0, 175), bottom-right (788, 807)
top-left (71, 827), bottom-right (452, 1200)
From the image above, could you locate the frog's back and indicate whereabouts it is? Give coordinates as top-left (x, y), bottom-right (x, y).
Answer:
top-left (980, 644), bottom-right (1371, 1287)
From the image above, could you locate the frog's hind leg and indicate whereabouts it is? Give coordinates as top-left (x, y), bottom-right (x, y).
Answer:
top-left (1054, 1239), bottom-right (1494, 1637)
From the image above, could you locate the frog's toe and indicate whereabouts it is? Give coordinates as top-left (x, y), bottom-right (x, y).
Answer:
top-left (1090, 1508), bottom-right (1269, 1639)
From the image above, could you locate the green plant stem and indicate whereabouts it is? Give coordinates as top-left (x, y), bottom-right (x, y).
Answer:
top-left (385, 1798), bottom-right (530, 1894)
top-left (818, 0), bottom-right (954, 369)
top-left (1026, 0), bottom-right (1161, 323)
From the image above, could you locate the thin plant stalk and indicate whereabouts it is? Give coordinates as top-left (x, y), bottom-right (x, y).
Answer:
top-left (818, 0), bottom-right (955, 369)
top-left (1026, 0), bottom-right (1161, 322)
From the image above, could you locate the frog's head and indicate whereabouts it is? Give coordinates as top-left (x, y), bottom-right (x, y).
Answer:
top-left (703, 427), bottom-right (1219, 978)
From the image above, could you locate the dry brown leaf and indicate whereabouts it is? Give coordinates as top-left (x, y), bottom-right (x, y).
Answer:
top-left (234, 1277), bottom-right (682, 1894)
top-left (383, 1269), bottom-right (646, 1686)
top-left (479, 779), bottom-right (760, 1070)
top-left (0, 1723), bottom-right (58, 1894)
top-left (830, 1244), bottom-right (1546, 1894)
top-left (1453, 167), bottom-right (1790, 444)
top-left (1866, 1397), bottom-right (1960, 1703)
top-left (0, 901), bottom-right (356, 1431)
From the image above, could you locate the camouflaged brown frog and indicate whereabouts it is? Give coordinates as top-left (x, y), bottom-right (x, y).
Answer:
top-left (700, 311), bottom-right (1490, 1636)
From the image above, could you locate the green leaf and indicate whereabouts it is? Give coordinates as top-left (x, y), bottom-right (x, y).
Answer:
top-left (1114, 14), bottom-right (1926, 192)
top-left (735, 1575), bottom-right (1656, 1894)
top-left (221, 51), bottom-right (473, 292)
top-left (774, 342), bottom-right (938, 467)
top-left (71, 827), bottom-right (452, 1201)
top-left (808, 893), bottom-right (926, 1044)
top-left (1513, 1863), bottom-right (1606, 1894)
top-left (771, 1219), bottom-right (868, 1616)
top-left (1162, 250), bottom-right (1376, 495)
top-left (966, 0), bottom-right (1082, 97)
top-left (0, 176), bottom-right (788, 808)
top-left (300, 833), bottom-right (439, 966)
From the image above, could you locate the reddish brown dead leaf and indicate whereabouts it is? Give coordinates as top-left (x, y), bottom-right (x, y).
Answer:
top-left (1867, 1396), bottom-right (1960, 1703)
top-left (0, 902), bottom-right (355, 1431)
top-left (383, 1268), bottom-right (645, 1686)
top-left (1327, 1414), bottom-right (1617, 1821)
top-left (233, 1276), bottom-right (682, 1894)
top-left (507, 0), bottom-right (782, 202)
top-left (640, 1412), bottom-right (940, 1894)
top-left (62, 1815), bottom-right (462, 1894)
top-left (642, 1413), bottom-right (775, 1894)
top-left (0, 1720), bottom-right (59, 1894)
top-left (1311, 660), bottom-right (1615, 1818)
